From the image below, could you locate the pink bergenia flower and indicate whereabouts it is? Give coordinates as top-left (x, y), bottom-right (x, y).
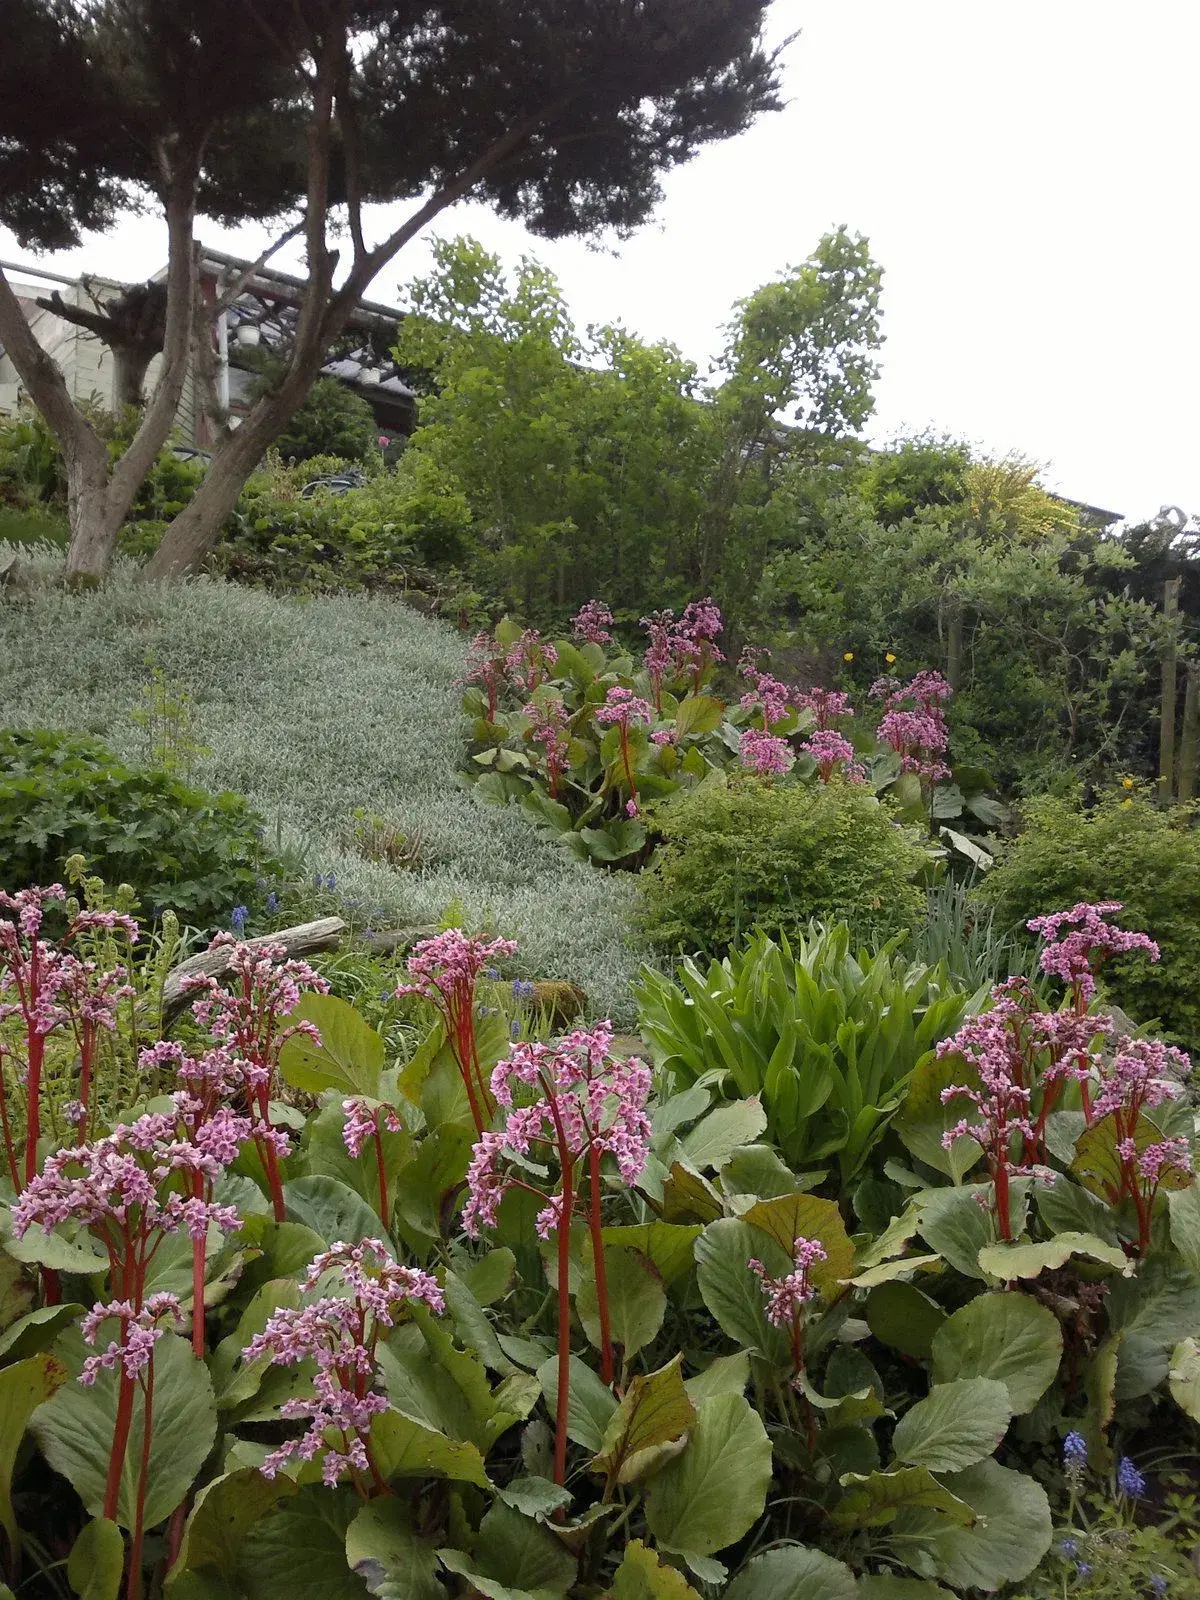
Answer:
top-left (593, 685), bottom-right (654, 729)
top-left (1028, 902), bottom-right (1160, 1010)
top-left (79, 1294), bottom-right (184, 1385)
top-left (507, 629), bottom-right (559, 696)
top-left (872, 670), bottom-right (952, 782)
top-left (572, 600), bottom-right (614, 646)
top-left (245, 1239), bottom-right (443, 1487)
top-left (740, 667), bottom-right (795, 730)
top-left (803, 729), bottom-right (865, 782)
top-left (750, 1236), bottom-right (828, 1329)
top-left (464, 630), bottom-right (508, 721)
top-left (341, 1096), bottom-right (404, 1159)
top-left (525, 696), bottom-right (571, 798)
top-left (740, 727), bottom-right (793, 777)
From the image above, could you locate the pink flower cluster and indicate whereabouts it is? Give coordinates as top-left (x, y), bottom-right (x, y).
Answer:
top-left (640, 599), bottom-right (725, 704)
top-left (180, 936), bottom-right (328, 1094)
top-left (749, 1236), bottom-right (828, 1329)
top-left (1028, 901), bottom-right (1160, 1009)
top-left (463, 1021), bottom-right (652, 1239)
top-left (341, 1096), bottom-right (404, 1159)
top-left (803, 729), bottom-right (865, 783)
top-left (594, 685), bottom-right (654, 730)
top-left (79, 1294), bottom-right (183, 1385)
top-left (740, 727), bottom-right (793, 777)
top-left (245, 1240), bottom-right (444, 1486)
top-left (872, 670), bottom-right (952, 782)
top-left (739, 655), bottom-right (795, 729)
top-left (507, 629), bottom-right (559, 696)
top-left (465, 631), bottom-right (508, 721)
top-left (571, 599), bottom-right (615, 646)
top-left (525, 695), bottom-right (572, 798)
top-left (794, 686), bottom-right (854, 730)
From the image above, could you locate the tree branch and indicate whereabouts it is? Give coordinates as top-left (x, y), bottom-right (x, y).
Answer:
top-left (210, 219), bottom-right (308, 315)
top-left (0, 267), bottom-right (106, 471)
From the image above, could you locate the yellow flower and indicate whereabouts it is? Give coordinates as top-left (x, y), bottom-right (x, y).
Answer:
top-left (885, 652), bottom-right (897, 664)
top-left (1122, 777), bottom-right (1135, 790)
top-left (843, 651), bottom-right (854, 662)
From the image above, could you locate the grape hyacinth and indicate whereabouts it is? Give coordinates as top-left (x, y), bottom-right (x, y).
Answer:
top-left (245, 1240), bottom-right (444, 1491)
top-left (396, 929), bottom-right (518, 1134)
top-left (463, 1021), bottom-right (652, 1476)
top-left (1116, 1456), bottom-right (1146, 1499)
top-left (740, 726), bottom-right (794, 778)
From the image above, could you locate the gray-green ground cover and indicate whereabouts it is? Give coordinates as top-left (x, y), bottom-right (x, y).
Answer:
top-left (0, 565), bottom-right (640, 1017)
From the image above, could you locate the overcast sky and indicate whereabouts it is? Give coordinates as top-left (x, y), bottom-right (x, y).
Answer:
top-left (4, 0), bottom-right (1197, 523)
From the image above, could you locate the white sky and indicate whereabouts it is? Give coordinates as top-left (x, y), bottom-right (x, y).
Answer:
top-left (4, 0), bottom-right (1197, 523)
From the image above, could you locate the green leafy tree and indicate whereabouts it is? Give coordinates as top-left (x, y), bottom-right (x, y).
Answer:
top-left (273, 379), bottom-right (380, 467)
top-left (0, 0), bottom-right (784, 582)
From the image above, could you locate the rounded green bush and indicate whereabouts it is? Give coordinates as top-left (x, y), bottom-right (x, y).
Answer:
top-left (638, 775), bottom-right (927, 956)
top-left (978, 789), bottom-right (1200, 1047)
top-left (0, 728), bottom-right (278, 929)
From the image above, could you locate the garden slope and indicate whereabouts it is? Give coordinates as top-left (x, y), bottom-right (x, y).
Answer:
top-left (0, 572), bottom-right (639, 1017)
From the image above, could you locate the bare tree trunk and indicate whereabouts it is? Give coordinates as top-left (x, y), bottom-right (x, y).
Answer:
top-left (1177, 660), bottom-right (1199, 806)
top-left (1158, 576), bottom-right (1181, 805)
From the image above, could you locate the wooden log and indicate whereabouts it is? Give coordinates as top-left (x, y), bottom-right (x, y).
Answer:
top-left (161, 916), bottom-right (346, 1023)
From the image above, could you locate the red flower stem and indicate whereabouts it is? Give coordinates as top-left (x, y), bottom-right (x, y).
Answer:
top-left (105, 1341), bottom-right (136, 1522)
top-left (126, 1359), bottom-right (155, 1600)
top-left (994, 1157), bottom-right (1012, 1241)
top-left (372, 1121), bottom-right (389, 1224)
top-left (586, 1147), bottom-right (614, 1386)
top-left (553, 1166), bottom-right (574, 1487)
top-left (259, 1126), bottom-right (286, 1224)
top-left (191, 1174), bottom-right (207, 1359)
top-left (24, 1029), bottom-right (43, 1187)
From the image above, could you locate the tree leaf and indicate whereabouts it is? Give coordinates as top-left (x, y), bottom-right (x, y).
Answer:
top-left (931, 1293), bottom-right (1063, 1414)
top-left (32, 1329), bottom-right (215, 1530)
top-left (167, 1468), bottom-right (298, 1586)
top-left (643, 1393), bottom-right (772, 1558)
top-left (891, 1379), bottom-right (1012, 1473)
top-left (680, 1099), bottom-right (768, 1170)
top-left (577, 1245), bottom-right (665, 1361)
top-left (68, 1519), bottom-right (125, 1600)
top-left (976, 1233), bottom-right (1130, 1281)
top-left (832, 1467), bottom-right (975, 1529)
top-left (345, 1498), bottom-right (443, 1600)
top-left (0, 1352), bottom-right (68, 1554)
top-left (902, 1459), bottom-right (1051, 1591)
top-left (1168, 1337), bottom-right (1200, 1421)
top-left (536, 1355), bottom-right (617, 1453)
top-left (741, 1192), bottom-right (855, 1296)
top-left (724, 1546), bottom-right (857, 1600)
top-left (591, 1355), bottom-right (695, 1485)
top-left (278, 992), bottom-right (385, 1097)
top-left (368, 1406), bottom-right (489, 1486)
top-left (610, 1540), bottom-right (701, 1600)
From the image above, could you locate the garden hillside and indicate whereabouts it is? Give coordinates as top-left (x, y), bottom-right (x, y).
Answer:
top-left (0, 573), bottom-right (638, 1017)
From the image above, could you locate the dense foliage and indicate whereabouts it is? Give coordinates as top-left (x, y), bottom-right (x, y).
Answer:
top-left (981, 790), bottom-right (1200, 1049)
top-left (0, 887), bottom-right (1195, 1600)
top-left (272, 380), bottom-right (383, 468)
top-left (0, 728), bottom-right (275, 928)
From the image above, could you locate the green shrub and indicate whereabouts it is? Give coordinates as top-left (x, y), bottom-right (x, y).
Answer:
top-left (638, 774), bottom-right (927, 955)
top-left (0, 727), bottom-right (278, 928)
top-left (979, 788), bottom-right (1200, 1046)
top-left (273, 376), bottom-right (381, 464)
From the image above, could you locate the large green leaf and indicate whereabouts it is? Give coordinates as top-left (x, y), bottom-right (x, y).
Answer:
top-left (283, 1175), bottom-right (385, 1248)
top-left (865, 1282), bottom-right (946, 1360)
top-left (536, 1355), bottom-right (617, 1452)
top-left (32, 1329), bottom-right (215, 1530)
top-left (643, 1393), bottom-right (772, 1558)
top-left (0, 1301), bottom-right (86, 1363)
top-left (68, 1519), bottom-right (124, 1600)
top-left (856, 1581), bottom-right (953, 1599)
top-left (610, 1540), bottom-right (701, 1600)
top-left (894, 1055), bottom-right (981, 1181)
top-left (741, 1193), bottom-right (855, 1296)
top-left (930, 1293), bottom-right (1062, 1414)
top-left (832, 1468), bottom-right (974, 1529)
top-left (239, 1485), bottom-right (365, 1600)
top-left (444, 1502), bottom-right (575, 1599)
top-left (680, 1099), bottom-right (768, 1170)
top-left (577, 1245), bottom-right (665, 1361)
top-left (915, 1187), bottom-right (994, 1281)
top-left (0, 1352), bottom-right (68, 1553)
top-left (976, 1233), bottom-right (1129, 1281)
top-left (368, 1406), bottom-right (489, 1486)
top-left (683, 1352), bottom-right (749, 1403)
top-left (1168, 1337), bottom-right (1200, 1421)
top-left (694, 1219), bottom-right (790, 1366)
top-left (1035, 1176), bottom-right (1120, 1244)
top-left (1107, 1261), bottom-right (1200, 1400)
top-left (278, 993), bottom-right (385, 1097)
top-left (591, 1356), bottom-right (695, 1486)
top-left (725, 1547), bottom-right (857, 1600)
top-left (167, 1469), bottom-right (298, 1587)
top-left (345, 1498), bottom-right (444, 1600)
top-left (675, 695), bottom-right (725, 737)
top-left (600, 1224), bottom-right (701, 1287)
top-left (1167, 1183), bottom-right (1200, 1274)
top-left (891, 1379), bottom-right (1012, 1473)
top-left (901, 1459), bottom-right (1051, 1591)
